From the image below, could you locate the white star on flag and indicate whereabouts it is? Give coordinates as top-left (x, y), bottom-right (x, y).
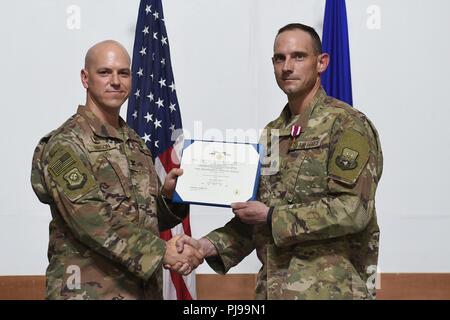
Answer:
top-left (134, 89), bottom-right (140, 98)
top-left (144, 112), bottom-right (153, 123)
top-left (137, 68), bottom-right (144, 77)
top-left (158, 78), bottom-right (166, 88)
top-left (169, 103), bottom-right (176, 112)
top-left (153, 11), bottom-right (159, 20)
top-left (139, 47), bottom-right (147, 55)
top-left (161, 36), bottom-right (168, 46)
top-left (147, 92), bottom-right (154, 101)
top-left (145, 4), bottom-right (152, 15)
top-left (153, 32), bottom-right (158, 40)
top-left (142, 26), bottom-right (149, 35)
top-left (154, 118), bottom-right (162, 129)
top-left (155, 98), bottom-right (164, 108)
top-left (169, 82), bottom-right (176, 92)
top-left (142, 132), bottom-right (151, 143)
top-left (132, 110), bottom-right (138, 119)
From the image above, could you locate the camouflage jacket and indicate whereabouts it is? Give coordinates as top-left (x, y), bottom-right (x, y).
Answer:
top-left (205, 88), bottom-right (383, 299)
top-left (31, 106), bottom-right (188, 300)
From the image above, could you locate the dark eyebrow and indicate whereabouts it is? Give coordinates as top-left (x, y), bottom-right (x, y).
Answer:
top-left (273, 53), bottom-right (285, 59)
top-left (291, 51), bottom-right (308, 57)
top-left (96, 67), bottom-right (130, 73)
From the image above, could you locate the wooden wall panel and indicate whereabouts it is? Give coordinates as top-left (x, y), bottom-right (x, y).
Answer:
top-left (196, 274), bottom-right (256, 300)
top-left (377, 273), bottom-right (450, 300)
top-left (0, 276), bottom-right (45, 300)
top-left (1, 274), bottom-right (449, 300)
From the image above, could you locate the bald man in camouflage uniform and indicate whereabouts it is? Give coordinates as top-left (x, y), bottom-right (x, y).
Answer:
top-left (173, 23), bottom-right (383, 299)
top-left (31, 40), bottom-right (202, 300)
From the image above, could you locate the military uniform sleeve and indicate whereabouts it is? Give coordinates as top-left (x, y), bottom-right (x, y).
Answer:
top-left (203, 217), bottom-right (255, 274)
top-left (272, 115), bottom-right (383, 247)
top-left (43, 135), bottom-right (166, 281)
top-left (156, 194), bottom-right (189, 231)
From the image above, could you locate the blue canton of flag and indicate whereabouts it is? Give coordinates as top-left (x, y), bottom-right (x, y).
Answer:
top-left (127, 0), bottom-right (195, 300)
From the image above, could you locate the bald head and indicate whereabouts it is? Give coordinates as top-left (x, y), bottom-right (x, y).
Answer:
top-left (84, 40), bottom-right (130, 70)
top-left (80, 39), bottom-right (132, 119)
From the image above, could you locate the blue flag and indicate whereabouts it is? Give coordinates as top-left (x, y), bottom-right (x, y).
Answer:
top-left (127, 0), bottom-right (195, 300)
top-left (321, 0), bottom-right (353, 106)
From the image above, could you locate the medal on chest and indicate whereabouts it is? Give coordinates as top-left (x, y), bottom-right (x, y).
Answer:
top-left (290, 125), bottom-right (302, 142)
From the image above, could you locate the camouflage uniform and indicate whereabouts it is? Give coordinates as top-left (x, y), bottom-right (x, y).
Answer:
top-left (31, 105), bottom-right (187, 300)
top-left (205, 88), bottom-right (383, 299)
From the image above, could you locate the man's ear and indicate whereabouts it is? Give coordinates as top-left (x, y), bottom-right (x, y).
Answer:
top-left (317, 53), bottom-right (330, 74)
top-left (80, 68), bottom-right (89, 89)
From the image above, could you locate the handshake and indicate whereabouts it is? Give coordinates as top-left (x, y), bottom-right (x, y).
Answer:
top-left (162, 235), bottom-right (215, 276)
top-left (161, 168), bottom-right (266, 276)
top-left (160, 169), bottom-right (220, 276)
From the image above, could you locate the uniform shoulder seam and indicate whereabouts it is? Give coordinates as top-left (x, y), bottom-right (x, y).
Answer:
top-left (46, 114), bottom-right (85, 149)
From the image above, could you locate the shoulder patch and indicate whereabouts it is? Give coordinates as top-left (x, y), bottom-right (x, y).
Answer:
top-left (329, 129), bottom-right (370, 185)
top-left (48, 145), bottom-right (96, 201)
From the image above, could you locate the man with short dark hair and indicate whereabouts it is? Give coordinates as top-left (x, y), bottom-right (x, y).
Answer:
top-left (173, 23), bottom-right (383, 300)
top-left (31, 40), bottom-right (203, 299)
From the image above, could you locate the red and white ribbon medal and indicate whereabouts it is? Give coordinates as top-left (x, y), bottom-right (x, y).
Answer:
top-left (290, 125), bottom-right (302, 139)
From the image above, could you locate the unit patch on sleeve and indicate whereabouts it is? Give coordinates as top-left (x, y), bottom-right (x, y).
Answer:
top-left (48, 145), bottom-right (97, 200)
top-left (329, 129), bottom-right (370, 185)
top-left (336, 147), bottom-right (359, 170)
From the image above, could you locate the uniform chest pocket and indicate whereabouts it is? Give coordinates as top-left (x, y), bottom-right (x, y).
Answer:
top-left (283, 138), bottom-right (328, 203)
top-left (128, 143), bottom-right (159, 196)
top-left (87, 144), bottom-right (133, 206)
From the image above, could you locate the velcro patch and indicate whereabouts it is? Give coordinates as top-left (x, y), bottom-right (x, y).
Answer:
top-left (63, 167), bottom-right (87, 190)
top-left (329, 129), bottom-right (370, 185)
top-left (48, 145), bottom-right (96, 201)
top-left (49, 151), bottom-right (76, 176)
top-left (336, 148), bottom-right (359, 170)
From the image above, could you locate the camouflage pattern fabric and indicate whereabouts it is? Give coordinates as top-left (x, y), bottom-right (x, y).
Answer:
top-left (205, 88), bottom-right (383, 300)
top-left (31, 106), bottom-right (188, 299)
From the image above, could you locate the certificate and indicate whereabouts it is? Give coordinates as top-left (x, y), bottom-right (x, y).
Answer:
top-left (172, 140), bottom-right (262, 207)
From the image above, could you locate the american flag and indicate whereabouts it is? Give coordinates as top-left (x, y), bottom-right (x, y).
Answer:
top-left (127, 0), bottom-right (195, 300)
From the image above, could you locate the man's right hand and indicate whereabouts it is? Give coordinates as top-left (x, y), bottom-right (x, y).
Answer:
top-left (164, 235), bottom-right (218, 274)
top-left (163, 235), bottom-right (204, 276)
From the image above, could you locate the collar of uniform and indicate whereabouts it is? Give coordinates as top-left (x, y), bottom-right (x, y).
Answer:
top-left (276, 87), bottom-right (327, 136)
top-left (76, 105), bottom-right (130, 141)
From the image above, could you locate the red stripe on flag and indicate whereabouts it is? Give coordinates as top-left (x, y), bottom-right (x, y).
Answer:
top-left (158, 146), bottom-right (179, 172)
top-left (160, 229), bottom-right (173, 241)
top-left (158, 146), bottom-right (194, 300)
top-left (182, 215), bottom-right (192, 236)
top-left (170, 270), bottom-right (193, 300)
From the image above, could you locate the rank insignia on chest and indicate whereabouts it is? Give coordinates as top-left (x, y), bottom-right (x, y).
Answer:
top-left (63, 167), bottom-right (87, 190)
top-left (336, 147), bottom-right (359, 170)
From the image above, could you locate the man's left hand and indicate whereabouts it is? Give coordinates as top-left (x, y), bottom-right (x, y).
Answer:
top-left (231, 201), bottom-right (269, 224)
top-left (162, 168), bottom-right (183, 199)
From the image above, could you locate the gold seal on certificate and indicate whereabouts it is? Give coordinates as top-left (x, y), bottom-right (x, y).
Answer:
top-left (172, 140), bottom-right (262, 207)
